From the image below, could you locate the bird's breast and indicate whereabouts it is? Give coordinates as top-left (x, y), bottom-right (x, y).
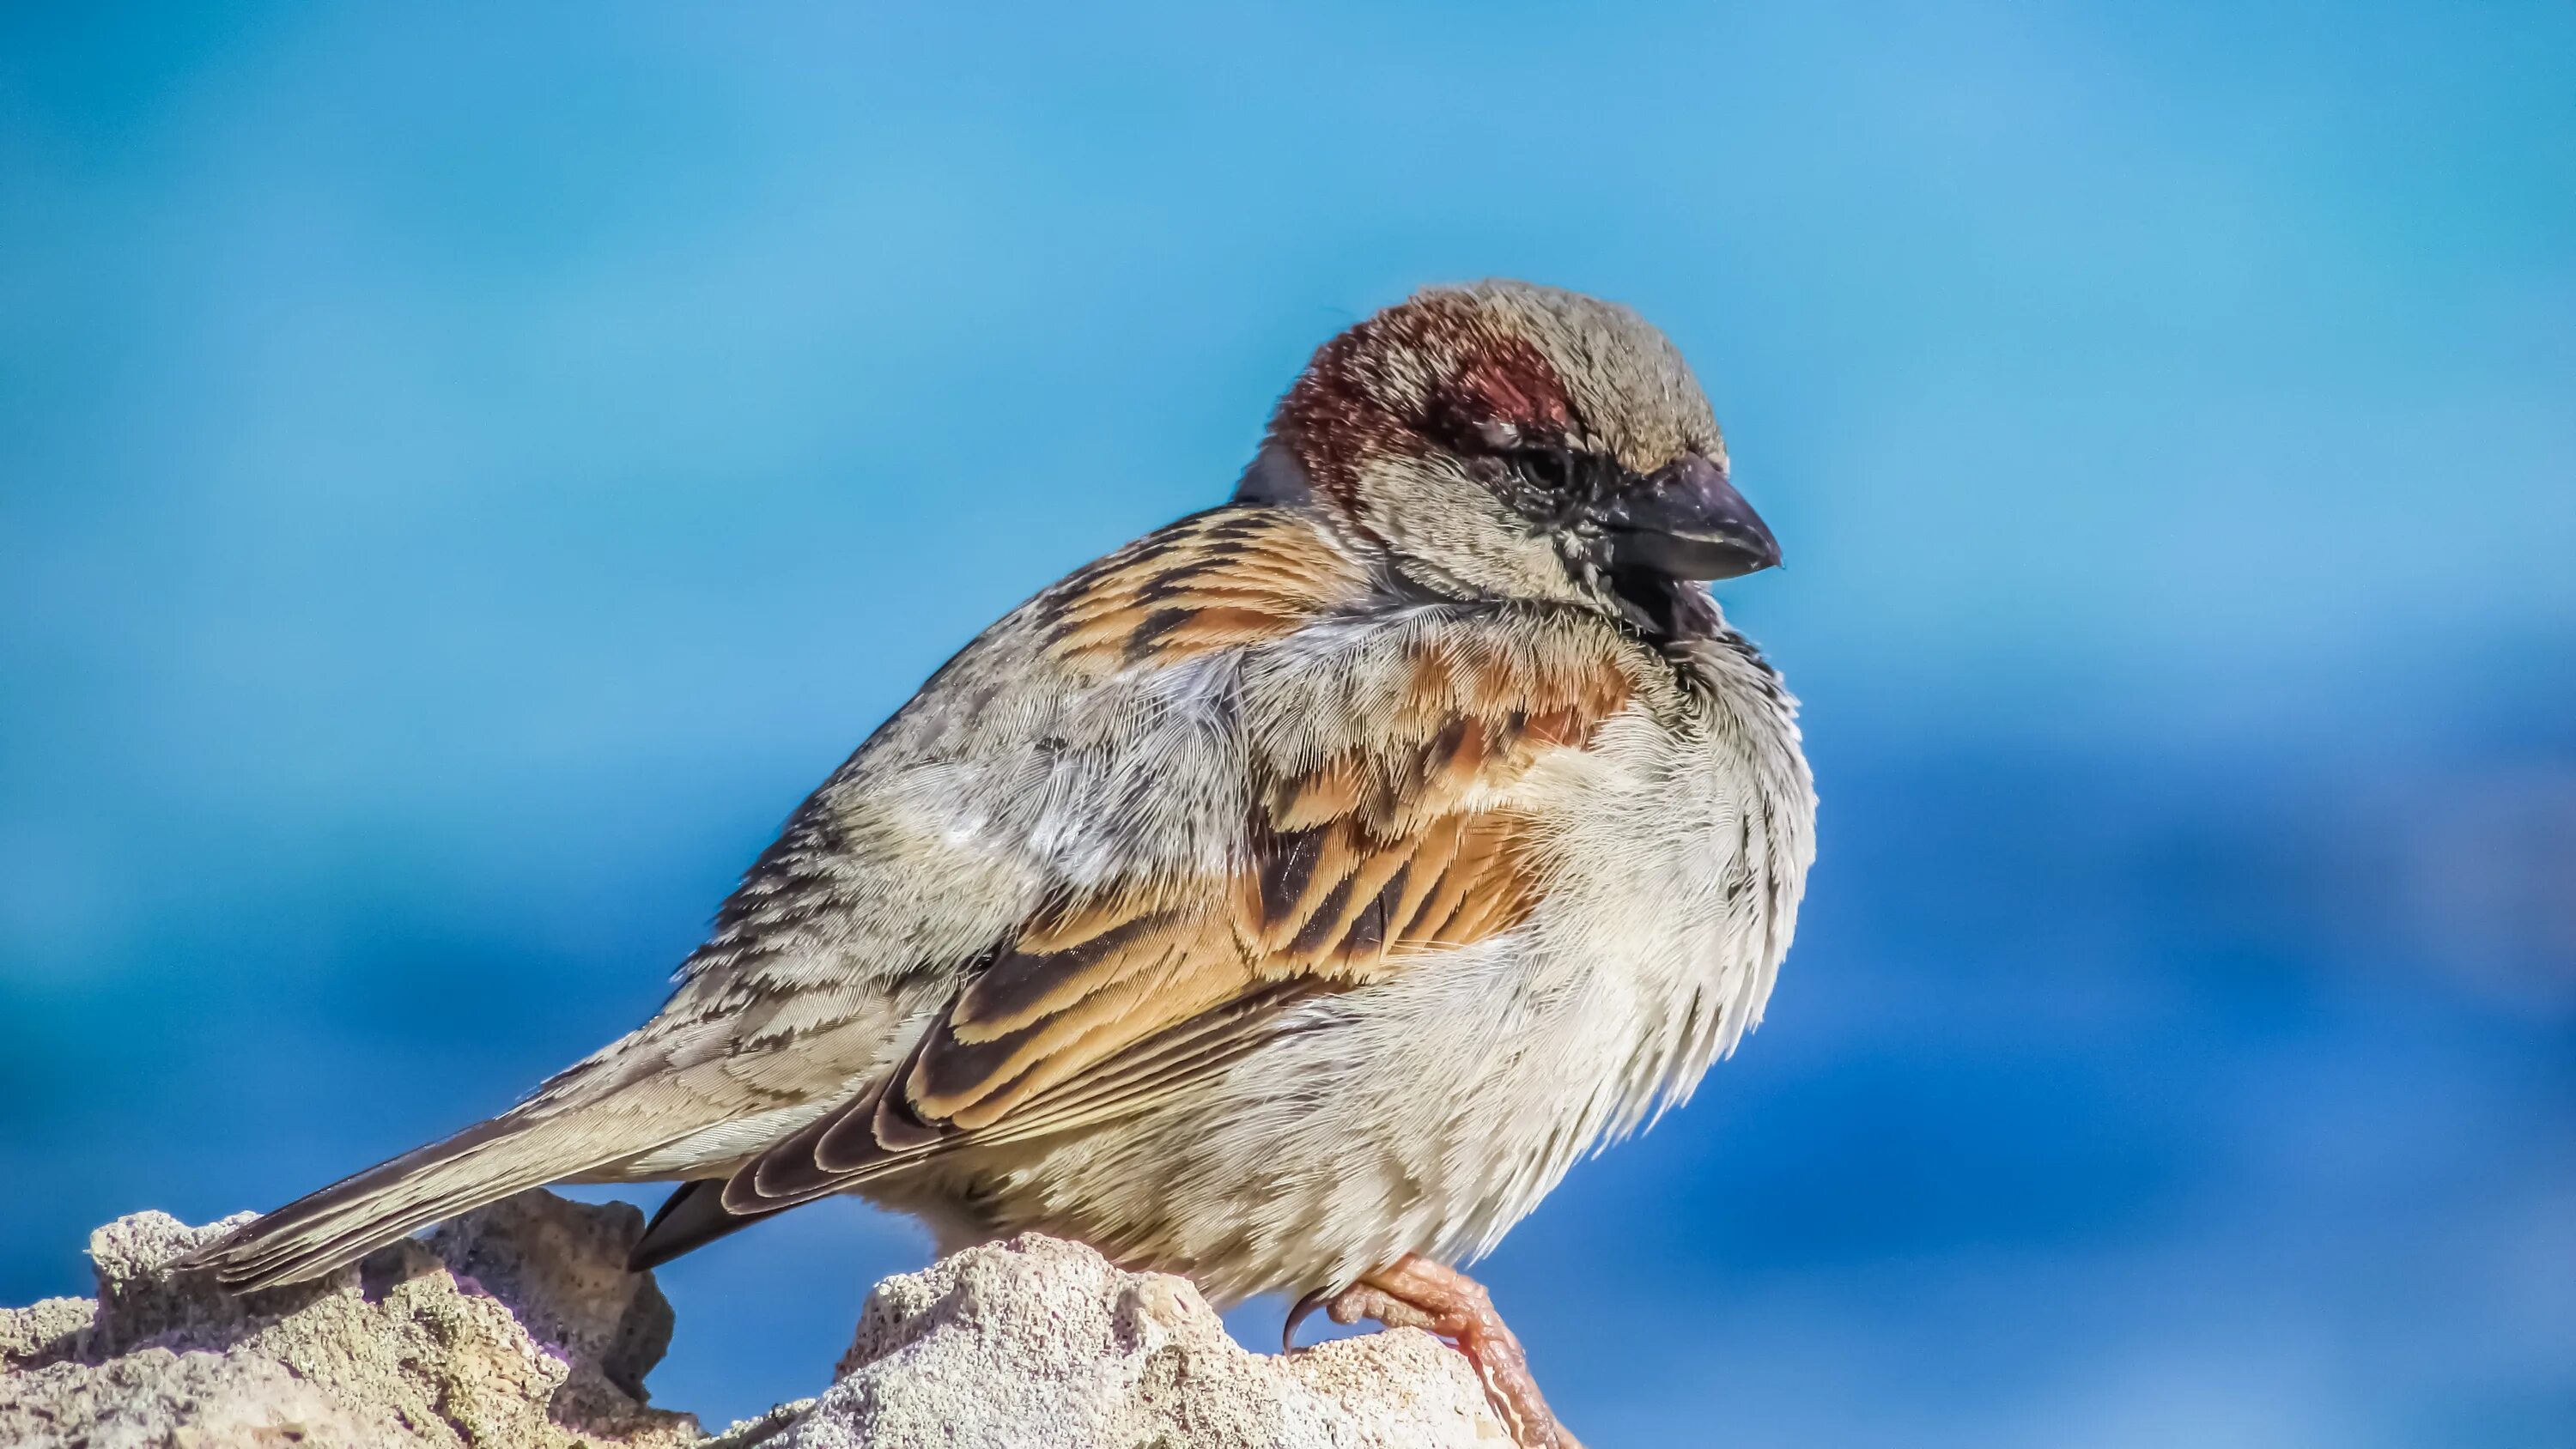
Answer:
top-left (1434, 682), bottom-right (1807, 1222)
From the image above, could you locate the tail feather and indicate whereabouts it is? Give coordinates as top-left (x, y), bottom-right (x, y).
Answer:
top-left (183, 1105), bottom-right (674, 1291)
top-left (627, 1178), bottom-right (763, 1270)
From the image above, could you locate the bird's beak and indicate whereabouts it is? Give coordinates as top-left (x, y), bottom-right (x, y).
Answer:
top-left (1595, 455), bottom-right (1782, 581)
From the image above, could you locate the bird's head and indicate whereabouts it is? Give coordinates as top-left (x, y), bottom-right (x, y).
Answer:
top-left (1241, 280), bottom-right (1778, 640)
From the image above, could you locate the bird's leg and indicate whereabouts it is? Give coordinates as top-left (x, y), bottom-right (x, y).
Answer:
top-left (1310, 1253), bottom-right (1579, 1449)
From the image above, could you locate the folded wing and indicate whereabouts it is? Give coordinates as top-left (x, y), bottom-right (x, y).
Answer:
top-left (688, 508), bottom-right (1640, 1240)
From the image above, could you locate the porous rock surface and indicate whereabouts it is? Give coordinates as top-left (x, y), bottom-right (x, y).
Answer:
top-left (0, 1191), bottom-right (695, 1449)
top-left (2, 1192), bottom-right (1508, 1448)
top-left (759, 1231), bottom-right (1508, 1448)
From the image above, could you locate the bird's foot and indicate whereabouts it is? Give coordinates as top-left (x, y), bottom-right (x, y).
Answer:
top-left (1289, 1253), bottom-right (1578, 1449)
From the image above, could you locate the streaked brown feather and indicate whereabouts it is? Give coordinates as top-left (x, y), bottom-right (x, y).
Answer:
top-left (1042, 507), bottom-right (1370, 668)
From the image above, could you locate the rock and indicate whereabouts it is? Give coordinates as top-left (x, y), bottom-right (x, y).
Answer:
top-left (3, 1198), bottom-right (1510, 1448)
top-left (755, 1233), bottom-right (1510, 1449)
top-left (0, 1192), bottom-right (697, 1449)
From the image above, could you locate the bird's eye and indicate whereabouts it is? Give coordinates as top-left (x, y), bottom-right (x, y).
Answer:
top-left (1515, 446), bottom-right (1586, 496)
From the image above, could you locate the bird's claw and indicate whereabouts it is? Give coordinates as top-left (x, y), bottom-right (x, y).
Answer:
top-left (1277, 1255), bottom-right (1578, 1449)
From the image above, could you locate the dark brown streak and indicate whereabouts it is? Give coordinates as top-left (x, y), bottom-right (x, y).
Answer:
top-left (957, 916), bottom-right (1159, 1028)
top-left (1261, 827), bottom-right (1325, 925)
top-left (1286, 873), bottom-right (1358, 958)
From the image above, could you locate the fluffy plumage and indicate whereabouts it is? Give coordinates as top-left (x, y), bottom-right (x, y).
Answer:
top-left (182, 282), bottom-right (1815, 1441)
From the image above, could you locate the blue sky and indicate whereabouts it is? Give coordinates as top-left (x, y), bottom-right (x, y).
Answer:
top-left (3, 4), bottom-right (2570, 1445)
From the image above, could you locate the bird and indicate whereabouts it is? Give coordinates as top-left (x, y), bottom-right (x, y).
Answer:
top-left (183, 279), bottom-right (1815, 1448)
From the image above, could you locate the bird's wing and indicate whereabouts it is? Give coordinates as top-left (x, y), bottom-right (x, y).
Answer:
top-left (714, 506), bottom-right (1641, 1217)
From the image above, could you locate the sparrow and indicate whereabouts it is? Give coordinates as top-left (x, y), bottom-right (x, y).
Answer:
top-left (185, 280), bottom-right (1815, 1448)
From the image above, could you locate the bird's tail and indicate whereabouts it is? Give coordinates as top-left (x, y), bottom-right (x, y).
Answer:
top-left (180, 1094), bottom-right (683, 1292)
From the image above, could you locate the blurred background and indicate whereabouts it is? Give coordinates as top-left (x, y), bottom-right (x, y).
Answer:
top-left (3, 3), bottom-right (2569, 1445)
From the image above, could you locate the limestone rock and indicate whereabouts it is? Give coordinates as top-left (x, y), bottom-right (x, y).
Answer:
top-left (752, 1233), bottom-right (1510, 1449)
top-left (3, 1198), bottom-right (1511, 1448)
top-left (0, 1192), bottom-right (696, 1449)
